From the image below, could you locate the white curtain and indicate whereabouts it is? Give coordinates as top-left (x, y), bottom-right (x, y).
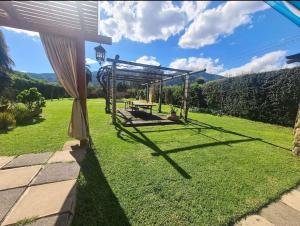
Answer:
top-left (40, 33), bottom-right (87, 140)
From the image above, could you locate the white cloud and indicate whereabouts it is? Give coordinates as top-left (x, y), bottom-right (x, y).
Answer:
top-left (179, 1), bottom-right (269, 48)
top-left (169, 57), bottom-right (224, 74)
top-left (221, 50), bottom-right (299, 77)
top-left (99, 1), bottom-right (209, 43)
top-left (2, 27), bottom-right (39, 39)
top-left (136, 56), bottom-right (160, 66)
top-left (85, 57), bottom-right (98, 65)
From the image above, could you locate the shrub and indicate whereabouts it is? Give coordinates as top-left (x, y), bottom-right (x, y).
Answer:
top-left (9, 103), bottom-right (32, 124)
top-left (17, 88), bottom-right (46, 113)
top-left (0, 112), bottom-right (16, 131)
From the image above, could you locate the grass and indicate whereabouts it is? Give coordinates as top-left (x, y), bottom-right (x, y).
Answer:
top-left (0, 99), bottom-right (72, 156)
top-left (1, 98), bottom-right (300, 225)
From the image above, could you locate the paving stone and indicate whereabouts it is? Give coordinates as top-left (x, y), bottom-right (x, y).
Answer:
top-left (0, 187), bottom-right (25, 223)
top-left (235, 215), bottom-right (274, 226)
top-left (31, 162), bottom-right (80, 185)
top-left (260, 201), bottom-right (300, 226)
top-left (62, 140), bottom-right (80, 150)
top-left (3, 152), bottom-right (52, 169)
top-left (2, 180), bottom-right (77, 226)
top-left (280, 190), bottom-right (300, 212)
top-left (0, 165), bottom-right (41, 190)
top-left (23, 213), bottom-right (71, 226)
top-left (48, 149), bottom-right (86, 164)
top-left (0, 156), bottom-right (15, 169)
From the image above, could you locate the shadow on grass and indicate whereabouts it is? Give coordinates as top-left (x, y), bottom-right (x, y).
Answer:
top-left (115, 116), bottom-right (290, 179)
top-left (17, 116), bottom-right (45, 127)
top-left (0, 117), bottom-right (45, 134)
top-left (115, 119), bottom-right (192, 179)
top-left (151, 138), bottom-right (260, 156)
top-left (114, 117), bottom-right (261, 179)
top-left (72, 138), bottom-right (131, 226)
top-left (187, 118), bottom-right (290, 151)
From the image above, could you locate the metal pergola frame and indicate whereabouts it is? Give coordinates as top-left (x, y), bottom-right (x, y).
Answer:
top-left (100, 55), bottom-right (205, 124)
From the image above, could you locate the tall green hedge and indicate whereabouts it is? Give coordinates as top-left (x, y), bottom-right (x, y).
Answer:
top-left (202, 67), bottom-right (300, 126)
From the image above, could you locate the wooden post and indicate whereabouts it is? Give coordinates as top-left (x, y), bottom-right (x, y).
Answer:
top-left (146, 83), bottom-right (149, 102)
top-left (112, 55), bottom-right (119, 124)
top-left (106, 72), bottom-right (111, 113)
top-left (158, 79), bottom-right (163, 113)
top-left (183, 73), bottom-right (190, 122)
top-left (75, 38), bottom-right (88, 145)
top-left (292, 105), bottom-right (300, 155)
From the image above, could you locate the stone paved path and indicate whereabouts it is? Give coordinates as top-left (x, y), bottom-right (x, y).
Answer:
top-left (0, 140), bottom-right (86, 226)
top-left (235, 185), bottom-right (300, 226)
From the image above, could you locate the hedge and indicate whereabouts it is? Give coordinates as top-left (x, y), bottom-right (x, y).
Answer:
top-left (201, 67), bottom-right (300, 126)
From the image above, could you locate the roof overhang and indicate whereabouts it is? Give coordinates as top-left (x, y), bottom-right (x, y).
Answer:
top-left (0, 1), bottom-right (112, 44)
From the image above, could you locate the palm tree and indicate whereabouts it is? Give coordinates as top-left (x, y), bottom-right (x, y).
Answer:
top-left (0, 30), bottom-right (14, 72)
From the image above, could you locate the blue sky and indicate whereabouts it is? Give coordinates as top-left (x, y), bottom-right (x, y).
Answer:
top-left (1, 1), bottom-right (300, 76)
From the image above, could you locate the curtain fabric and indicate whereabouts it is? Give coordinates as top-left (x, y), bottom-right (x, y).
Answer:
top-left (40, 33), bottom-right (87, 140)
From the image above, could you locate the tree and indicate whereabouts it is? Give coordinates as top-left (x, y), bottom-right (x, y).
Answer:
top-left (17, 88), bottom-right (46, 112)
top-left (85, 65), bottom-right (92, 86)
top-left (0, 31), bottom-right (14, 101)
top-left (0, 31), bottom-right (14, 72)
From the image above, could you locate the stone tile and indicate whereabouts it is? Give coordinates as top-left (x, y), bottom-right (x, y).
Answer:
top-left (235, 215), bottom-right (274, 226)
top-left (0, 165), bottom-right (41, 190)
top-left (31, 162), bottom-right (80, 186)
top-left (260, 201), bottom-right (300, 226)
top-left (62, 140), bottom-right (80, 150)
top-left (0, 187), bottom-right (25, 222)
top-left (48, 149), bottom-right (86, 164)
top-left (3, 152), bottom-right (53, 169)
top-left (281, 190), bottom-right (300, 212)
top-left (2, 180), bottom-right (77, 226)
top-left (23, 213), bottom-right (71, 226)
top-left (0, 156), bottom-right (15, 169)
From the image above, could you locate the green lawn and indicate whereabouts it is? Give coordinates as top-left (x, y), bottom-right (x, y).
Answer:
top-left (1, 98), bottom-right (300, 226)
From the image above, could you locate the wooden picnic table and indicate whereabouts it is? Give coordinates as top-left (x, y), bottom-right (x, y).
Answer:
top-left (131, 101), bottom-right (156, 114)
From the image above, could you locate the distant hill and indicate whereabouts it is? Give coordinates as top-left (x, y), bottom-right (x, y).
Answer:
top-left (29, 70), bottom-right (223, 86)
top-left (29, 73), bottom-right (57, 84)
top-left (191, 71), bottom-right (223, 81)
top-left (166, 71), bottom-right (223, 85)
top-left (0, 71), bottom-right (66, 100)
top-left (29, 72), bottom-right (99, 85)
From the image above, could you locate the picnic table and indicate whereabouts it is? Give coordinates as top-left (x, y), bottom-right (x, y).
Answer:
top-left (127, 101), bottom-right (156, 114)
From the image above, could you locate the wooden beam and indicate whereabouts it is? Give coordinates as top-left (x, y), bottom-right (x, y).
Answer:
top-left (107, 58), bottom-right (192, 73)
top-left (75, 38), bottom-right (88, 144)
top-left (183, 73), bottom-right (190, 122)
top-left (116, 68), bottom-right (169, 77)
top-left (112, 75), bottom-right (160, 81)
top-left (111, 55), bottom-right (119, 124)
top-left (144, 69), bottom-right (206, 85)
top-left (158, 79), bottom-right (163, 113)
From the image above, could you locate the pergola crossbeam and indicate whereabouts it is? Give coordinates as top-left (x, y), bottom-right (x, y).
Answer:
top-left (107, 58), bottom-right (192, 73)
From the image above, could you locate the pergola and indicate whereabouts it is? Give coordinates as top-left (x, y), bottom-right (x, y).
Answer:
top-left (0, 1), bottom-right (112, 145)
top-left (97, 55), bottom-right (205, 124)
